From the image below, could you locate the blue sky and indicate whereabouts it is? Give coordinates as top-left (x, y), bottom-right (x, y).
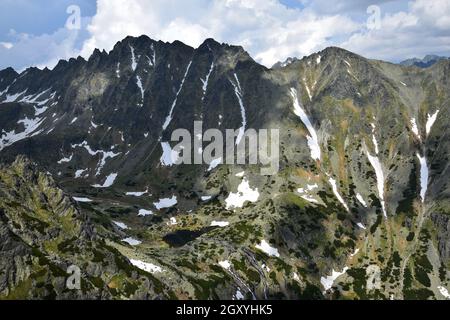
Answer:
top-left (0, 0), bottom-right (95, 36)
top-left (1, 0), bottom-right (449, 71)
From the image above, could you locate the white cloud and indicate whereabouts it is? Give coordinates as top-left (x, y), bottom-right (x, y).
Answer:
top-left (79, 0), bottom-right (359, 67)
top-left (0, 17), bottom-right (90, 71)
top-left (0, 42), bottom-right (13, 49)
top-left (1, 0), bottom-right (449, 70)
top-left (340, 0), bottom-right (450, 61)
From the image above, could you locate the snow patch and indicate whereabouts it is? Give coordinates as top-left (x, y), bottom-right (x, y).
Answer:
top-left (122, 237), bottom-right (142, 246)
top-left (138, 209), bottom-right (153, 217)
top-left (328, 177), bottom-right (349, 212)
top-left (255, 240), bottom-right (280, 257)
top-left (130, 259), bottom-right (163, 274)
top-left (235, 171), bottom-right (245, 177)
top-left (129, 45), bottom-right (138, 71)
top-left (57, 154), bottom-right (73, 164)
top-left (229, 73), bottom-right (247, 146)
top-left (113, 221), bottom-right (128, 230)
top-left (417, 153), bottom-right (429, 203)
top-left (126, 190), bottom-right (148, 197)
top-left (366, 150), bottom-right (387, 217)
top-left (92, 173), bottom-right (118, 188)
top-left (225, 178), bottom-right (260, 210)
top-left (356, 193), bottom-right (368, 207)
top-left (290, 88), bottom-right (321, 161)
top-left (201, 62), bottom-right (214, 100)
top-left (73, 197), bottom-right (92, 203)
top-left (410, 118), bottom-right (421, 139)
top-left (426, 110), bottom-right (439, 136)
top-left (154, 196), bottom-right (178, 210)
top-left (1, 116), bottom-right (44, 151)
top-left (71, 141), bottom-right (120, 175)
top-left (321, 267), bottom-right (349, 292)
top-left (136, 76), bottom-right (145, 102)
top-left (207, 157), bottom-right (222, 171)
top-left (2, 89), bottom-right (27, 103)
top-left (162, 60), bottom-right (192, 131)
top-left (218, 260), bottom-right (231, 270)
top-left (160, 142), bottom-right (180, 166)
top-left (303, 78), bottom-right (312, 101)
top-left (211, 221), bottom-right (229, 227)
top-left (357, 222), bottom-right (367, 230)
top-left (437, 286), bottom-right (450, 299)
top-left (235, 290), bottom-right (244, 300)
top-left (75, 169), bottom-right (87, 178)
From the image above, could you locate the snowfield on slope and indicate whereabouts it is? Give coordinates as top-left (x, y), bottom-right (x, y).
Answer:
top-left (255, 240), bottom-right (280, 257)
top-left (290, 88), bottom-right (321, 161)
top-left (225, 178), bottom-right (260, 210)
top-left (130, 259), bottom-right (163, 274)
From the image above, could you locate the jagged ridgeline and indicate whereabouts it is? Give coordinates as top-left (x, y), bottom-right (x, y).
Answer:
top-left (0, 35), bottom-right (449, 300)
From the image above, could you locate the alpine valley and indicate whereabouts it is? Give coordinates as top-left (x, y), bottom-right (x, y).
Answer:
top-left (0, 35), bottom-right (449, 300)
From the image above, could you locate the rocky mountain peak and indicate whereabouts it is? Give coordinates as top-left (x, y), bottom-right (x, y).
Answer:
top-left (0, 36), bottom-right (449, 300)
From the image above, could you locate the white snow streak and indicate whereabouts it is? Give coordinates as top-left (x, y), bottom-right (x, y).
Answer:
top-left (75, 169), bottom-right (87, 178)
top-left (229, 73), bottom-right (247, 146)
top-left (356, 193), bottom-right (368, 207)
top-left (129, 45), bottom-right (137, 71)
top-left (211, 221), bottom-right (230, 227)
top-left (328, 177), bottom-right (349, 212)
top-left (92, 173), bottom-right (118, 188)
top-left (357, 222), bottom-right (367, 230)
top-left (57, 154), bottom-right (73, 164)
top-left (207, 157), bottom-right (222, 171)
top-left (73, 197), bottom-right (92, 203)
top-left (130, 259), bottom-right (163, 274)
top-left (426, 110), bottom-right (439, 136)
top-left (122, 238), bottom-right (142, 246)
top-left (290, 88), bottom-right (321, 161)
top-left (0, 117), bottom-right (44, 151)
top-left (71, 141), bottom-right (120, 175)
top-left (113, 221), bottom-right (128, 230)
top-left (201, 62), bottom-right (214, 101)
top-left (366, 150), bottom-right (387, 218)
top-left (136, 75), bottom-right (145, 102)
top-left (126, 190), bottom-right (148, 197)
top-left (417, 153), bottom-right (429, 203)
top-left (410, 118), bottom-right (421, 140)
top-left (162, 60), bottom-right (192, 130)
top-left (138, 209), bottom-right (153, 216)
top-left (303, 78), bottom-right (312, 101)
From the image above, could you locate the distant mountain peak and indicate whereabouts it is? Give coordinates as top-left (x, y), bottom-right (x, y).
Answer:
top-left (400, 54), bottom-right (448, 68)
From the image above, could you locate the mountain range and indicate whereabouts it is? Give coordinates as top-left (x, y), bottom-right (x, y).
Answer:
top-left (0, 35), bottom-right (449, 300)
top-left (400, 55), bottom-right (449, 68)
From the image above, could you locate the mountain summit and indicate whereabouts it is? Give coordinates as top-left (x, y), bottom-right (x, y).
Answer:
top-left (1, 36), bottom-right (449, 300)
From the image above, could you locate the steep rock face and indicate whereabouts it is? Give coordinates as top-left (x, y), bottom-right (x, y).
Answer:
top-left (0, 156), bottom-right (174, 299)
top-left (0, 37), bottom-right (449, 300)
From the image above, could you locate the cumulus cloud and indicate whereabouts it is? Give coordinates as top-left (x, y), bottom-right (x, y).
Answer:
top-left (340, 0), bottom-right (450, 61)
top-left (79, 0), bottom-right (359, 66)
top-left (1, 0), bottom-right (449, 70)
top-left (0, 42), bottom-right (13, 49)
top-left (0, 17), bottom-right (90, 71)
